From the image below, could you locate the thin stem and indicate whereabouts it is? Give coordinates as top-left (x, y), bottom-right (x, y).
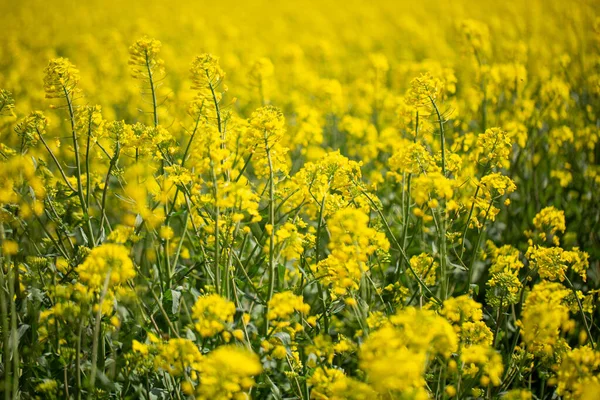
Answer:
top-left (211, 162), bottom-right (221, 295)
top-left (429, 96), bottom-right (446, 176)
top-left (467, 200), bottom-right (494, 290)
top-left (145, 51), bottom-right (159, 128)
top-left (359, 188), bottom-right (442, 304)
top-left (63, 86), bottom-right (95, 245)
top-left (97, 144), bottom-right (120, 244)
top-left (265, 144), bottom-right (277, 336)
top-left (207, 72), bottom-right (222, 134)
top-left (36, 128), bottom-right (78, 194)
top-left (85, 112), bottom-right (93, 216)
top-left (75, 319), bottom-right (83, 400)
top-left (315, 193), bottom-right (330, 333)
top-left (429, 97), bottom-right (449, 298)
top-left (565, 276), bottom-right (596, 349)
top-left (9, 262), bottom-right (18, 399)
top-left (0, 224), bottom-right (12, 400)
top-left (89, 271), bottom-right (111, 393)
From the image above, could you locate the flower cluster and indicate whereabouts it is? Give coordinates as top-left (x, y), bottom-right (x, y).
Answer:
top-left (191, 294), bottom-right (236, 338)
top-left (76, 243), bottom-right (135, 289)
top-left (315, 208), bottom-right (389, 297)
top-left (1, 1), bottom-right (599, 399)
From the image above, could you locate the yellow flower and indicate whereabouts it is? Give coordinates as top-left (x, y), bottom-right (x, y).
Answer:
top-left (360, 307), bottom-right (457, 396)
top-left (189, 53), bottom-right (226, 121)
top-left (192, 345), bottom-right (262, 400)
top-left (132, 340), bottom-right (149, 356)
top-left (476, 128), bottom-right (513, 169)
top-left (388, 142), bottom-right (434, 175)
top-left (501, 390), bottom-right (532, 400)
top-left (159, 225), bottom-right (174, 240)
top-left (315, 208), bottom-right (389, 297)
top-left (191, 294), bottom-right (236, 338)
top-left (527, 246), bottom-right (589, 282)
top-left (190, 54), bottom-right (225, 91)
top-left (460, 344), bottom-right (504, 386)
top-left (409, 253), bottom-right (438, 286)
top-left (245, 105), bottom-right (289, 177)
top-left (445, 385), bottom-right (457, 397)
top-left (442, 295), bottom-right (493, 346)
top-left (556, 346), bottom-right (600, 399)
top-left (0, 89), bottom-right (15, 116)
top-left (267, 291), bottom-right (310, 329)
top-left (76, 244), bottom-right (135, 289)
top-left (412, 172), bottom-right (454, 206)
top-left (1, 240), bottom-right (18, 256)
top-left (519, 281), bottom-right (573, 359)
top-left (309, 367), bottom-right (376, 400)
top-left (407, 72), bottom-right (445, 107)
top-left (107, 225), bottom-right (138, 244)
top-left (155, 338), bottom-right (202, 376)
top-left (458, 19), bottom-right (491, 58)
top-left (0, 156), bottom-right (46, 219)
top-left (14, 111), bottom-right (49, 150)
top-left (129, 36), bottom-right (164, 80)
top-left (43, 58), bottom-right (80, 99)
top-left (533, 206), bottom-right (566, 237)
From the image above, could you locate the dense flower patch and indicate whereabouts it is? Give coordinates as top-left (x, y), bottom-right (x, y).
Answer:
top-left (0, 0), bottom-right (599, 399)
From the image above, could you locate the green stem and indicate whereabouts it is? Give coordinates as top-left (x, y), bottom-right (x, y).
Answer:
top-left (207, 72), bottom-right (222, 135)
top-left (467, 200), bottom-right (494, 290)
top-left (144, 51), bottom-right (159, 128)
top-left (265, 144), bottom-right (277, 336)
top-left (429, 96), bottom-right (446, 176)
top-left (429, 97), bottom-right (449, 298)
top-left (359, 188), bottom-right (442, 304)
top-left (63, 86), bottom-right (95, 245)
top-left (36, 128), bottom-right (78, 194)
top-left (97, 145), bottom-right (119, 244)
top-left (9, 263), bottom-right (18, 399)
top-left (89, 271), bottom-right (111, 393)
top-left (76, 319), bottom-right (83, 400)
top-left (565, 276), bottom-right (596, 349)
top-left (0, 225), bottom-right (12, 400)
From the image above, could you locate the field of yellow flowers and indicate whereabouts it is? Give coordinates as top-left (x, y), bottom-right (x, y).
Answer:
top-left (1, 0), bottom-right (599, 399)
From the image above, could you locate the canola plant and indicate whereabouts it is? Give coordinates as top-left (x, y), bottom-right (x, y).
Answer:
top-left (0, 0), bottom-right (599, 399)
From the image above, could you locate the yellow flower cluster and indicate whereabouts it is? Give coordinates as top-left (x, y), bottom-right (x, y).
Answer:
top-left (460, 344), bottom-right (504, 386)
top-left (409, 253), bottom-right (438, 286)
top-left (183, 345), bottom-right (262, 400)
top-left (360, 307), bottom-right (457, 397)
top-left (246, 105), bottom-right (289, 177)
top-left (76, 243), bottom-right (135, 289)
top-left (556, 346), bottom-right (600, 400)
top-left (486, 243), bottom-right (523, 307)
top-left (316, 208), bottom-right (389, 297)
top-left (532, 206), bottom-right (566, 244)
top-left (308, 367), bottom-right (375, 400)
top-left (475, 128), bottom-right (513, 169)
top-left (155, 338), bottom-right (203, 376)
top-left (0, 156), bottom-right (45, 220)
top-left (267, 291), bottom-right (310, 329)
top-left (290, 151), bottom-right (365, 219)
top-left (191, 293), bottom-right (236, 338)
top-left (43, 58), bottom-right (80, 99)
top-left (1, 0), bottom-right (599, 398)
top-left (189, 53), bottom-right (226, 122)
top-left (519, 281), bottom-right (573, 360)
top-left (388, 142), bottom-right (434, 176)
top-left (128, 36), bottom-right (164, 80)
top-left (441, 295), bottom-right (493, 346)
top-left (527, 245), bottom-right (589, 282)
top-left (412, 172), bottom-right (454, 207)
